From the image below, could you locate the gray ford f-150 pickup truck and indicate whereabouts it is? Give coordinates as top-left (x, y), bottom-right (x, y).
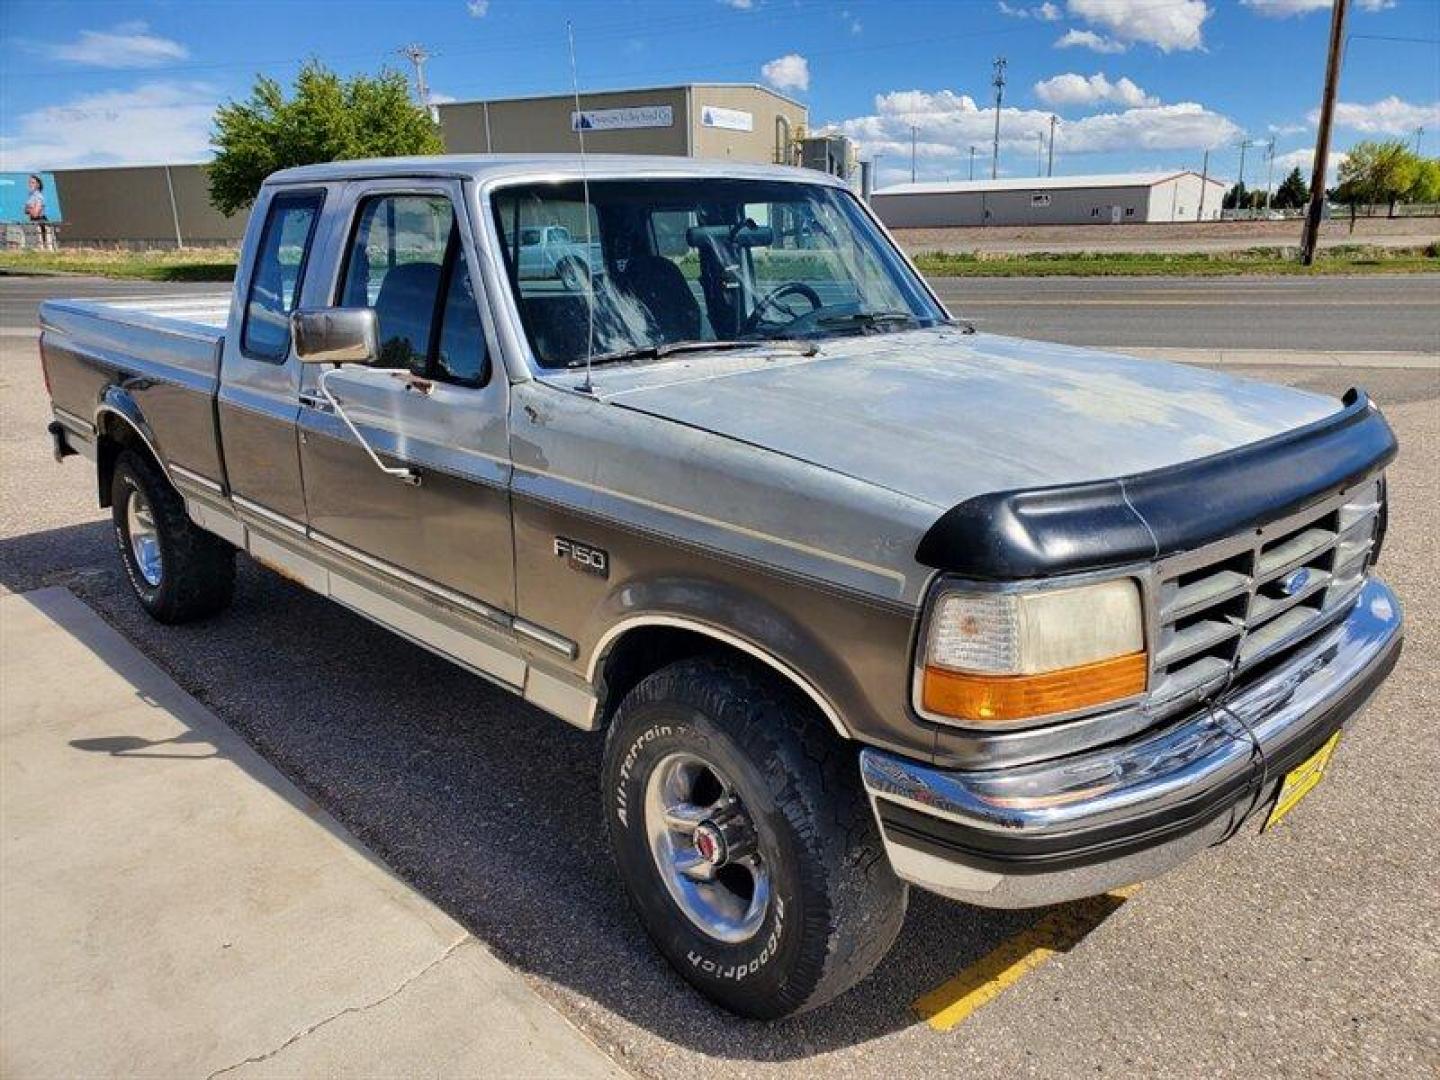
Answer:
top-left (40, 155), bottom-right (1402, 1019)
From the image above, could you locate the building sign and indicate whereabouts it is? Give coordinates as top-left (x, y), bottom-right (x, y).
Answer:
top-left (571, 105), bottom-right (673, 132)
top-left (700, 105), bottom-right (754, 132)
top-left (0, 172), bottom-right (63, 224)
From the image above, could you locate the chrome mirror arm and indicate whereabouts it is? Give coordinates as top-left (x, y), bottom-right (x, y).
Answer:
top-left (318, 366), bottom-right (422, 486)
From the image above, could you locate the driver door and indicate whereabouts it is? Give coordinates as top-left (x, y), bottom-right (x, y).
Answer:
top-left (297, 180), bottom-right (515, 621)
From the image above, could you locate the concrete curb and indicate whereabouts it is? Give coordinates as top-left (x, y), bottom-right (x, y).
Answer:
top-left (0, 587), bottom-right (628, 1079)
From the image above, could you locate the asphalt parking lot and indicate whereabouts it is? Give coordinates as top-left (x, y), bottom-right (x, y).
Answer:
top-left (1, 275), bottom-right (1437, 1078)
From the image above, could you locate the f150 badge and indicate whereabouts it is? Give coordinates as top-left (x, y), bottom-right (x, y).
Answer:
top-left (554, 536), bottom-right (609, 578)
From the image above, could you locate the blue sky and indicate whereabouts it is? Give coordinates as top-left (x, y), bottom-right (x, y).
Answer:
top-left (2, 0), bottom-right (1436, 187)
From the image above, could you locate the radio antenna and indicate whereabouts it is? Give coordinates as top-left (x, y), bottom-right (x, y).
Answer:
top-left (567, 20), bottom-right (597, 394)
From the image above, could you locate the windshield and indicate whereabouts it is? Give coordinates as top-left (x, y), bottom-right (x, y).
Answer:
top-left (490, 177), bottom-right (946, 369)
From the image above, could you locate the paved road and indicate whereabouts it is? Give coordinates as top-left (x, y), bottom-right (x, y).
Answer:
top-left (2, 276), bottom-right (1437, 1078)
top-left (933, 274), bottom-right (1440, 353)
top-left (3, 272), bottom-right (1437, 355)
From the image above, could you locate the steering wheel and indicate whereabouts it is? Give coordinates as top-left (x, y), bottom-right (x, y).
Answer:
top-left (741, 281), bottom-right (823, 333)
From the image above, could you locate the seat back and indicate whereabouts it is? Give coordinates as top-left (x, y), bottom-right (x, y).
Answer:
top-left (616, 255), bottom-right (702, 343)
top-left (373, 261), bottom-right (442, 364)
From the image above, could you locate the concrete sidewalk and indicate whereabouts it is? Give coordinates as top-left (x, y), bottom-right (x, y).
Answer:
top-left (0, 588), bottom-right (627, 1079)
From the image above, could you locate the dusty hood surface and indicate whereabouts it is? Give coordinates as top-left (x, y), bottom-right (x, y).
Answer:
top-left (568, 328), bottom-right (1340, 509)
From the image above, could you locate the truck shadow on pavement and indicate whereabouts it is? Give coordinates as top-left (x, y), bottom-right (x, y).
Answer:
top-left (0, 524), bottom-right (1083, 1060)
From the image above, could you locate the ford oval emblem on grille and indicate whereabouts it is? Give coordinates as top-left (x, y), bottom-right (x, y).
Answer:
top-left (1279, 568), bottom-right (1312, 597)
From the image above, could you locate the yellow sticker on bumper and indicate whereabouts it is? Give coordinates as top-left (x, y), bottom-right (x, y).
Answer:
top-left (1265, 730), bottom-right (1342, 831)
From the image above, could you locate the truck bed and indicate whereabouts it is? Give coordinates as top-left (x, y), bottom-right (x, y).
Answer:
top-left (40, 292), bottom-right (234, 485)
top-left (40, 293), bottom-right (231, 377)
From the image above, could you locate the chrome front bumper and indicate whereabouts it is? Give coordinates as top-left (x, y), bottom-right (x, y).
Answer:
top-left (860, 578), bottom-right (1403, 909)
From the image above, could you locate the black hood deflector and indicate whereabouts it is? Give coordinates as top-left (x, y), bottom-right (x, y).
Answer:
top-left (916, 389), bottom-right (1398, 580)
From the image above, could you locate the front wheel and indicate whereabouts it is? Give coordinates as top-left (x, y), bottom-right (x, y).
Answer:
top-left (602, 656), bottom-right (906, 1018)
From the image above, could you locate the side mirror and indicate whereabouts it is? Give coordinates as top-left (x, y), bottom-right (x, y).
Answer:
top-left (292, 307), bottom-right (379, 365)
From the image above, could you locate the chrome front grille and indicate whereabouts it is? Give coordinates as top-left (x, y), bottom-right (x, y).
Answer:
top-left (1147, 474), bottom-right (1384, 716)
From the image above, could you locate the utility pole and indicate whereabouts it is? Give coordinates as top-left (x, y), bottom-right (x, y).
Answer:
top-left (1302, 0), bottom-right (1347, 266)
top-left (1036, 132), bottom-right (1044, 177)
top-left (1197, 148), bottom-right (1211, 222)
top-left (1047, 114), bottom-right (1057, 177)
top-left (969, 145), bottom-right (977, 181)
top-left (911, 125), bottom-right (918, 183)
top-left (1237, 139), bottom-right (1255, 190)
top-left (397, 43), bottom-right (437, 120)
top-left (990, 56), bottom-right (1007, 181)
top-left (1414, 126), bottom-right (1425, 154)
top-left (1263, 138), bottom-right (1277, 210)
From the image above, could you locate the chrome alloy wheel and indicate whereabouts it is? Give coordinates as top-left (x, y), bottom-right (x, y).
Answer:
top-left (125, 484), bottom-right (163, 587)
top-left (644, 751), bottom-right (772, 944)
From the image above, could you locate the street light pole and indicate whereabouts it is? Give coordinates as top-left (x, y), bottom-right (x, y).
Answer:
top-left (911, 125), bottom-right (917, 183)
top-left (969, 145), bottom-right (977, 181)
top-left (1047, 114), bottom-right (1057, 177)
top-left (1301, 0), bottom-right (1348, 266)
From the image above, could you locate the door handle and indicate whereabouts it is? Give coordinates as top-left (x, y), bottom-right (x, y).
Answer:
top-left (298, 391), bottom-right (333, 413)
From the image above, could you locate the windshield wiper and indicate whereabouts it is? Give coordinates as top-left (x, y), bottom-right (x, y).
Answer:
top-left (814, 310), bottom-right (919, 332)
top-left (573, 338), bottom-right (819, 368)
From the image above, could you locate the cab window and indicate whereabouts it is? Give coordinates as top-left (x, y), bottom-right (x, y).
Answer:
top-left (241, 191), bottom-right (323, 361)
top-left (337, 192), bottom-right (488, 385)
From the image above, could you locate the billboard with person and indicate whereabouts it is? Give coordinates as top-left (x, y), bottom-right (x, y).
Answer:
top-left (0, 172), bottom-right (63, 225)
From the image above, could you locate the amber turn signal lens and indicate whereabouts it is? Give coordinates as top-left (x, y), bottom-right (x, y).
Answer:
top-left (922, 651), bottom-right (1147, 724)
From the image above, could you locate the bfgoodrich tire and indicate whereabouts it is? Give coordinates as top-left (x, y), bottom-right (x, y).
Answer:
top-left (111, 449), bottom-right (235, 623)
top-left (601, 656), bottom-right (906, 1019)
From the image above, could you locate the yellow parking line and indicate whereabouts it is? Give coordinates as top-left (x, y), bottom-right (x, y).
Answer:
top-left (914, 887), bottom-right (1139, 1033)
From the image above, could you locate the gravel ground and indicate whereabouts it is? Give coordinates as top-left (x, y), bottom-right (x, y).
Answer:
top-left (2, 277), bottom-right (1436, 1078)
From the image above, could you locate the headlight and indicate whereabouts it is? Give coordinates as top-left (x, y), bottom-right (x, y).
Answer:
top-left (919, 579), bottom-right (1147, 726)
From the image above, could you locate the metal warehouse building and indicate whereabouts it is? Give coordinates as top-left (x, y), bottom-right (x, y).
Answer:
top-left (438, 83), bottom-right (808, 166)
top-left (871, 172), bottom-right (1229, 228)
top-left (36, 83), bottom-right (809, 247)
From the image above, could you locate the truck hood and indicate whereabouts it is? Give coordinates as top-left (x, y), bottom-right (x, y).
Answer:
top-left (576, 327), bottom-right (1340, 509)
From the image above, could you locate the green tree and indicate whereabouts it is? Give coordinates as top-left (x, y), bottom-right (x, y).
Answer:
top-left (1335, 140), bottom-right (1420, 218)
top-left (1272, 167), bottom-right (1309, 210)
top-left (1222, 181), bottom-right (1248, 210)
top-left (209, 62), bottom-right (443, 216)
top-left (1407, 158), bottom-right (1440, 205)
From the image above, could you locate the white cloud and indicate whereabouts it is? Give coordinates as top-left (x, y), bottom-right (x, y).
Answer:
top-left (1034, 72), bottom-right (1158, 108)
top-left (1268, 121), bottom-right (1308, 135)
top-left (1316, 96), bottom-right (1440, 135)
top-left (48, 21), bottom-right (188, 68)
top-left (1066, 0), bottom-right (1211, 52)
top-left (1056, 29), bottom-right (1128, 53)
top-left (0, 82), bottom-right (217, 170)
top-left (761, 53), bottom-right (810, 92)
top-left (466, 0), bottom-right (490, 15)
top-left (840, 8), bottom-right (863, 33)
top-left (998, 1), bottom-right (1062, 18)
top-left (720, 0), bottom-right (754, 8)
top-left (428, 92), bottom-right (458, 105)
top-left (833, 88), bottom-right (1239, 172)
top-left (1273, 146), bottom-right (1347, 184)
top-left (1242, 0), bottom-right (1392, 15)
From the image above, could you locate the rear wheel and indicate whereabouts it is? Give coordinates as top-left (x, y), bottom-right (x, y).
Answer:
top-left (111, 449), bottom-right (235, 623)
top-left (602, 656), bottom-right (907, 1018)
